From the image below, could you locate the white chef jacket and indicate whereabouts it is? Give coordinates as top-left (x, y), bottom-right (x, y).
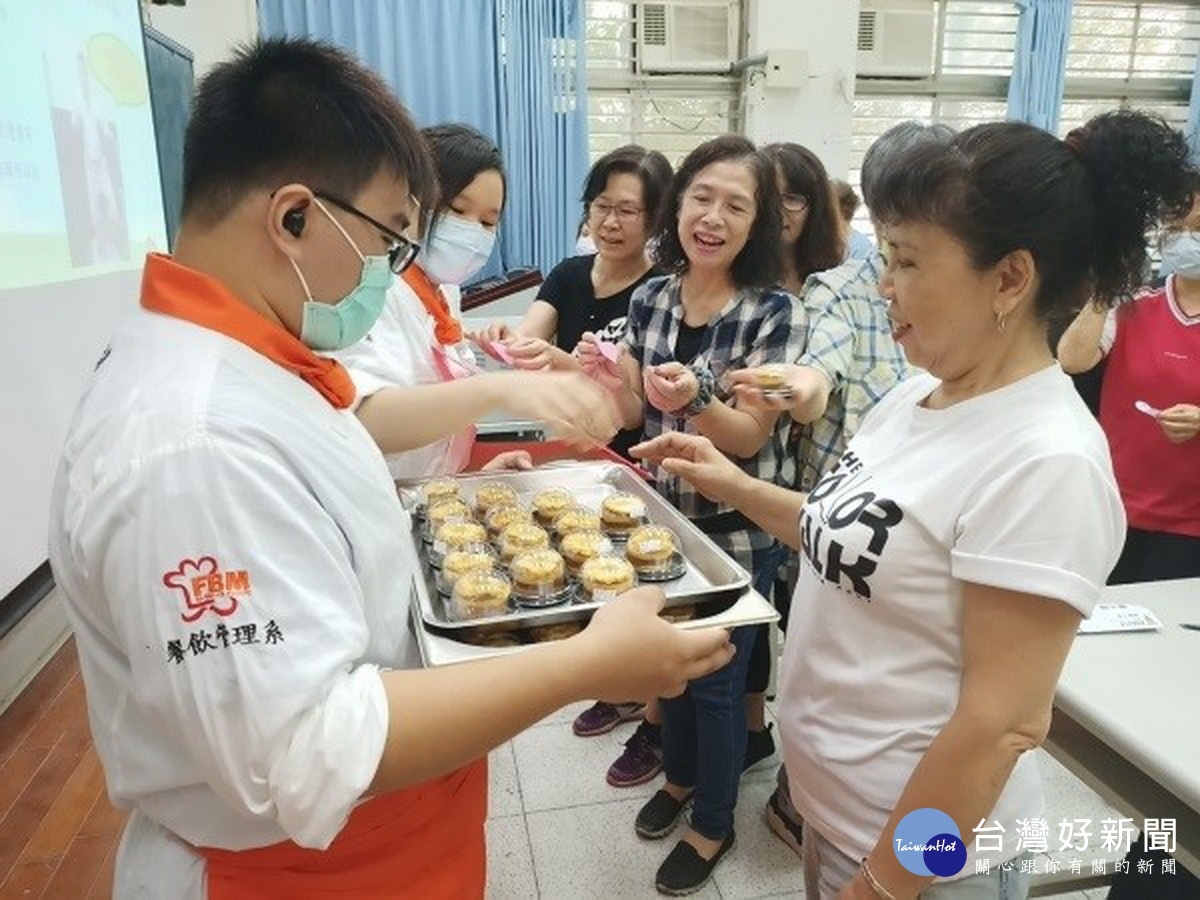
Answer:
top-left (48, 307), bottom-right (421, 898)
top-left (331, 276), bottom-right (479, 481)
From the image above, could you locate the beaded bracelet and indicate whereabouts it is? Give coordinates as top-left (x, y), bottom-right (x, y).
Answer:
top-left (860, 858), bottom-right (899, 900)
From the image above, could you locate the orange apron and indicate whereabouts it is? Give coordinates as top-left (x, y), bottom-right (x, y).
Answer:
top-left (139, 254), bottom-right (489, 897)
top-left (200, 759), bottom-right (488, 899)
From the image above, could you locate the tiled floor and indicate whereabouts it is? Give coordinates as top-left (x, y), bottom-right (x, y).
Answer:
top-left (0, 641), bottom-right (1126, 899)
top-left (483, 700), bottom-right (1122, 900)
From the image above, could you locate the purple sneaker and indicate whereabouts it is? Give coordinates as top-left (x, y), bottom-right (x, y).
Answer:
top-left (572, 701), bottom-right (644, 737)
top-left (607, 721), bottom-right (662, 787)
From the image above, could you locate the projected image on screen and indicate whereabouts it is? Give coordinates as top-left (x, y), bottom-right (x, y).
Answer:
top-left (51, 52), bottom-right (133, 266)
top-left (0, 0), bottom-right (166, 289)
top-left (0, 0), bottom-right (169, 604)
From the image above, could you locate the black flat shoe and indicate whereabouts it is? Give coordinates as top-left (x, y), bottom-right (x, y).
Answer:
top-left (655, 832), bottom-right (736, 896)
top-left (743, 723), bottom-right (776, 773)
top-left (635, 789), bottom-right (693, 839)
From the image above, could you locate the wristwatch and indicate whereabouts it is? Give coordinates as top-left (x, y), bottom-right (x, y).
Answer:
top-left (682, 364), bottom-right (716, 417)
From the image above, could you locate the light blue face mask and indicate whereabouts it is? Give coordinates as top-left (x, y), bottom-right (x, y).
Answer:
top-left (418, 213), bottom-right (496, 285)
top-left (291, 198), bottom-right (394, 351)
top-left (1159, 230), bottom-right (1200, 280)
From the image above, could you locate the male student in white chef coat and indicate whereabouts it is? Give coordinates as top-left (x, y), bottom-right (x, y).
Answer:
top-left (47, 38), bottom-right (735, 900)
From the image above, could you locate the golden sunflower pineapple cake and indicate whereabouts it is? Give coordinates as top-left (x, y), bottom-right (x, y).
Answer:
top-left (498, 521), bottom-right (550, 562)
top-left (438, 549), bottom-right (497, 594)
top-left (599, 491), bottom-right (647, 536)
top-left (559, 530), bottom-right (614, 573)
top-left (551, 506), bottom-right (602, 540)
top-left (473, 481), bottom-right (519, 516)
top-left (531, 487), bottom-right (575, 527)
top-left (578, 555), bottom-right (637, 602)
top-left (450, 571), bottom-right (512, 621)
top-left (625, 524), bottom-right (684, 579)
top-left (485, 503), bottom-right (532, 537)
top-left (421, 477), bottom-right (461, 509)
top-left (509, 548), bottom-right (569, 602)
top-left (426, 499), bottom-right (473, 537)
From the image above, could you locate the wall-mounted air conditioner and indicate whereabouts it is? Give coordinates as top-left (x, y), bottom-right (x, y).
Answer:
top-left (637, 0), bottom-right (739, 75)
top-left (857, 0), bottom-right (936, 78)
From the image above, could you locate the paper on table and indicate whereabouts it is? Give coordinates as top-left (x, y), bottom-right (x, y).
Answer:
top-left (1078, 603), bottom-right (1164, 634)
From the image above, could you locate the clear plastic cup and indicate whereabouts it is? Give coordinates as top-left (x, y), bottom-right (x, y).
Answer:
top-left (449, 570), bottom-right (513, 621)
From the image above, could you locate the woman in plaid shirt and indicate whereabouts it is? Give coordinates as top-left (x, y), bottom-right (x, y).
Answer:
top-left (578, 134), bottom-right (801, 895)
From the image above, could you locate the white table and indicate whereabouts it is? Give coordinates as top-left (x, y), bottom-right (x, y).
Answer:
top-left (1047, 577), bottom-right (1200, 874)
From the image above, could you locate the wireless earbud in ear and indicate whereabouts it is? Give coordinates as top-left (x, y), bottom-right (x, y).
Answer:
top-left (283, 208), bottom-right (306, 238)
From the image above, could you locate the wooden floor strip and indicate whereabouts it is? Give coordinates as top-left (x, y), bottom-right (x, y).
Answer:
top-left (0, 859), bottom-right (56, 900)
top-left (0, 745), bottom-right (50, 822)
top-left (0, 642), bottom-right (124, 899)
top-left (84, 844), bottom-right (117, 900)
top-left (18, 748), bottom-right (106, 865)
top-left (0, 643), bottom-right (76, 767)
top-left (41, 833), bottom-right (115, 900)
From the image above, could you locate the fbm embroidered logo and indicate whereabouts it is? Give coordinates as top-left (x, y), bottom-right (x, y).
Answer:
top-left (163, 556), bottom-right (251, 623)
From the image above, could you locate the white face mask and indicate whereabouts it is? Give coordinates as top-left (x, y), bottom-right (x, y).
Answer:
top-left (1160, 230), bottom-right (1200, 280)
top-left (418, 213), bottom-right (496, 284)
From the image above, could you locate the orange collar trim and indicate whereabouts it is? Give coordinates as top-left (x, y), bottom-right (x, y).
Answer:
top-left (403, 263), bottom-right (463, 345)
top-left (139, 254), bottom-right (356, 409)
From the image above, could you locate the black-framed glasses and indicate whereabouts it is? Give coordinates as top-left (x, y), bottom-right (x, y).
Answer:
top-left (314, 190), bottom-right (420, 274)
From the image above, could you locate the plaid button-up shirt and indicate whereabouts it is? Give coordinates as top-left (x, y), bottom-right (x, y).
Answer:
top-left (622, 274), bottom-right (804, 572)
top-left (785, 253), bottom-right (912, 493)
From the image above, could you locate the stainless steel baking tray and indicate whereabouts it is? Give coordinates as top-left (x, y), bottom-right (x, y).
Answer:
top-left (398, 462), bottom-right (753, 633)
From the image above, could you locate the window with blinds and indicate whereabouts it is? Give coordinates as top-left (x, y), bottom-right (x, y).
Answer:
top-left (584, 0), bottom-right (740, 166)
top-left (940, 1), bottom-right (1020, 75)
top-left (1067, 2), bottom-right (1200, 79)
top-left (849, 2), bottom-right (1018, 231)
top-left (850, 1), bottom-right (1198, 233)
top-left (1058, 2), bottom-right (1198, 136)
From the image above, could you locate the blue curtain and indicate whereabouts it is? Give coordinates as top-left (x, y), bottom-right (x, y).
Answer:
top-left (1007, 0), bottom-right (1073, 134)
top-left (257, 0), bottom-right (588, 279)
top-left (495, 0), bottom-right (589, 272)
top-left (1187, 50), bottom-right (1200, 164)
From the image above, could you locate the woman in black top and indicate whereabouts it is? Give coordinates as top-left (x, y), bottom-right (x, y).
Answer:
top-left (481, 145), bottom-right (673, 369)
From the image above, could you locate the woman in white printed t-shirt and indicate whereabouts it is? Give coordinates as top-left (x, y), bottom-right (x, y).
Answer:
top-left (332, 124), bottom-right (597, 478)
top-left (632, 110), bottom-right (1197, 899)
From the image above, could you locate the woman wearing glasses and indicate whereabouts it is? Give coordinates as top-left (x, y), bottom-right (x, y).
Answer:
top-left (332, 124), bottom-right (613, 478)
top-left (631, 111), bottom-right (1194, 900)
top-left (576, 135), bottom-right (802, 894)
top-left (767, 142), bottom-right (844, 299)
top-left (479, 146), bottom-right (673, 406)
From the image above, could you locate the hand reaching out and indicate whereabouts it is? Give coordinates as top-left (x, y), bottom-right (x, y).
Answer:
top-left (630, 432), bottom-right (746, 504)
top-left (480, 450), bottom-right (534, 472)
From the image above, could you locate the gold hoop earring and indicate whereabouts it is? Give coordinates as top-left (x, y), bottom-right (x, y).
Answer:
top-left (996, 310), bottom-right (1007, 333)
